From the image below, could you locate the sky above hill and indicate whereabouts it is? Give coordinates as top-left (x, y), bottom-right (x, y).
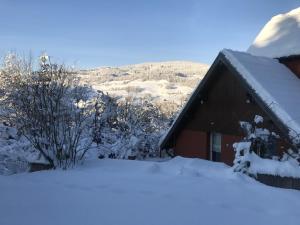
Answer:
top-left (0, 0), bottom-right (299, 68)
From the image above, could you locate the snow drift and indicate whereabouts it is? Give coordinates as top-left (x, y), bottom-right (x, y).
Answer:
top-left (1, 157), bottom-right (300, 225)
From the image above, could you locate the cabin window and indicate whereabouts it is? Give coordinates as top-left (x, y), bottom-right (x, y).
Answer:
top-left (211, 132), bottom-right (221, 162)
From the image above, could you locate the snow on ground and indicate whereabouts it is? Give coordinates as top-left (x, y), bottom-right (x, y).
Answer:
top-left (1, 157), bottom-right (300, 225)
top-left (248, 7), bottom-right (300, 58)
top-left (248, 152), bottom-right (300, 178)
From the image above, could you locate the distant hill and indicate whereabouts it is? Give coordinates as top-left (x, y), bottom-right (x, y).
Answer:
top-left (79, 61), bottom-right (209, 115)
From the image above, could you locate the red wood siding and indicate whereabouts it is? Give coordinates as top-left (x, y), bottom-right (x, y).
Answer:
top-left (175, 131), bottom-right (242, 166)
top-left (175, 130), bottom-right (208, 159)
top-left (221, 135), bottom-right (242, 166)
top-left (169, 64), bottom-right (293, 165)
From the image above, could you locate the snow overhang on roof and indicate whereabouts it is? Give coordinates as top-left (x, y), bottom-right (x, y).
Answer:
top-left (247, 7), bottom-right (300, 58)
top-left (160, 49), bottom-right (300, 149)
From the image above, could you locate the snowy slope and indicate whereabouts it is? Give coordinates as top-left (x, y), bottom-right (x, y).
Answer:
top-left (0, 157), bottom-right (299, 225)
top-left (79, 61), bottom-right (208, 114)
top-left (248, 7), bottom-right (300, 58)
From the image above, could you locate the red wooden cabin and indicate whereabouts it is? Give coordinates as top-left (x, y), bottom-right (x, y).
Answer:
top-left (160, 50), bottom-right (300, 166)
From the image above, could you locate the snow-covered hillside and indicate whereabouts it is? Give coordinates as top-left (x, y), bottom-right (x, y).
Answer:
top-left (248, 7), bottom-right (300, 58)
top-left (1, 157), bottom-right (299, 225)
top-left (79, 61), bottom-right (208, 114)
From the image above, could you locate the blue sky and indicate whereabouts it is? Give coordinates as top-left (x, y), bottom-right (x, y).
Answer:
top-left (0, 0), bottom-right (299, 68)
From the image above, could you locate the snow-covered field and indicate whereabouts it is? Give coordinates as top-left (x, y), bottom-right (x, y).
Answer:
top-left (79, 61), bottom-right (208, 113)
top-left (1, 157), bottom-right (299, 225)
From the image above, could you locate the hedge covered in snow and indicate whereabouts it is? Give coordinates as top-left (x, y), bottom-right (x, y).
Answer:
top-left (233, 115), bottom-right (300, 178)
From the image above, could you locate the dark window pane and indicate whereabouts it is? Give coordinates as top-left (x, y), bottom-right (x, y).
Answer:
top-left (212, 133), bottom-right (221, 153)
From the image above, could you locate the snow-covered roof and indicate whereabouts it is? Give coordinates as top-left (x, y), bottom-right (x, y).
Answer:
top-left (223, 49), bottom-right (300, 142)
top-left (247, 7), bottom-right (300, 58)
top-left (160, 49), bottom-right (300, 148)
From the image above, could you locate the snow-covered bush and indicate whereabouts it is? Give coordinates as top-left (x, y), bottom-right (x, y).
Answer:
top-left (0, 53), bottom-right (175, 172)
top-left (0, 54), bottom-right (94, 168)
top-left (233, 141), bottom-right (252, 174)
top-left (240, 115), bottom-right (279, 158)
top-left (116, 98), bottom-right (168, 159)
top-left (0, 124), bottom-right (33, 175)
top-left (93, 93), bottom-right (170, 159)
top-left (233, 115), bottom-right (300, 177)
top-left (233, 115), bottom-right (279, 174)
